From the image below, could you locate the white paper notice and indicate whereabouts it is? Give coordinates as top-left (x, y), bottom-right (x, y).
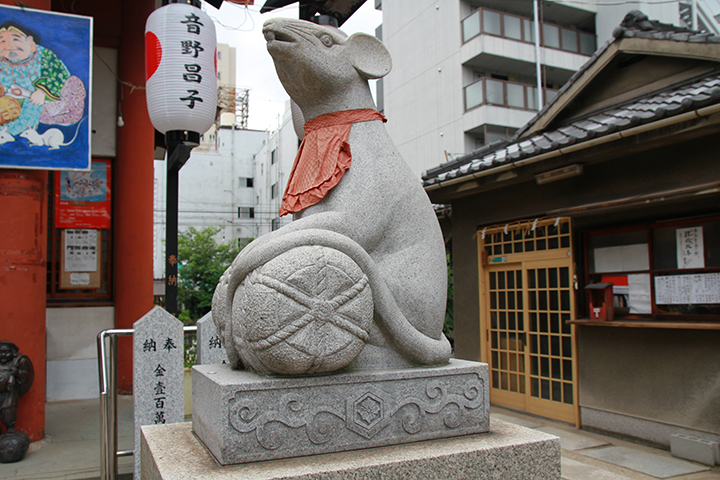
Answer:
top-left (594, 244), bottom-right (649, 273)
top-left (70, 273), bottom-right (91, 285)
top-left (64, 229), bottom-right (98, 272)
top-left (676, 227), bottom-right (704, 269)
top-left (628, 274), bottom-right (651, 313)
top-left (623, 244), bottom-right (651, 271)
top-left (655, 273), bottom-right (720, 305)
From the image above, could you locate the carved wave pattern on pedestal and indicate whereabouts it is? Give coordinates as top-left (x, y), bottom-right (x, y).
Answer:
top-left (227, 374), bottom-right (485, 450)
top-left (392, 378), bottom-right (484, 434)
top-left (229, 393), bottom-right (345, 449)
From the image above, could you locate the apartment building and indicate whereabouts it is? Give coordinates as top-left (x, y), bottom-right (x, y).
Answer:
top-left (253, 102), bottom-right (299, 237)
top-left (153, 125), bottom-right (266, 278)
top-left (379, 0), bottom-right (710, 178)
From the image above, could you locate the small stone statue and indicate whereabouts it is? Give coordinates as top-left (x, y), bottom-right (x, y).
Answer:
top-left (0, 341), bottom-right (34, 463)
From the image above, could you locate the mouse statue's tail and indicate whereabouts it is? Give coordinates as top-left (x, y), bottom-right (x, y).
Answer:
top-left (212, 229), bottom-right (451, 375)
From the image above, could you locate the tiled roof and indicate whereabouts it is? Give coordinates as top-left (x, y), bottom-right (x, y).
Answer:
top-left (423, 73), bottom-right (720, 187)
top-left (422, 11), bottom-right (720, 188)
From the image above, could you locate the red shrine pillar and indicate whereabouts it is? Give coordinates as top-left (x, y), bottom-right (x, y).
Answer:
top-left (114, 0), bottom-right (156, 393)
top-left (0, 0), bottom-right (51, 444)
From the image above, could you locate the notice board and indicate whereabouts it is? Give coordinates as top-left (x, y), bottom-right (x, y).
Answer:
top-left (60, 229), bottom-right (101, 289)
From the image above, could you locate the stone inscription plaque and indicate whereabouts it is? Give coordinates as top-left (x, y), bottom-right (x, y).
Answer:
top-left (197, 312), bottom-right (228, 365)
top-left (133, 307), bottom-right (184, 479)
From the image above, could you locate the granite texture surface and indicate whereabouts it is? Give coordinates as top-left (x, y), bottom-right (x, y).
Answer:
top-left (133, 307), bottom-right (184, 479)
top-left (142, 418), bottom-right (561, 480)
top-left (231, 245), bottom-right (373, 375)
top-left (212, 17), bottom-right (451, 374)
top-left (197, 312), bottom-right (229, 366)
top-left (192, 360), bottom-right (489, 465)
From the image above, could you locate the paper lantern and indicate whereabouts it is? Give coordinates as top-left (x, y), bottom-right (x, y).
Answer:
top-left (145, 2), bottom-right (217, 136)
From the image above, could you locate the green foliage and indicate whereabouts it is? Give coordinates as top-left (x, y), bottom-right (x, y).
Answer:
top-left (444, 253), bottom-right (454, 344)
top-left (177, 226), bottom-right (250, 324)
top-left (178, 309), bottom-right (193, 325)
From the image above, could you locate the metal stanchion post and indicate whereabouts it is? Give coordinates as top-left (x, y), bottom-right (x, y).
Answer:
top-left (98, 329), bottom-right (133, 480)
top-left (98, 331), bottom-right (110, 480)
top-left (109, 333), bottom-right (118, 479)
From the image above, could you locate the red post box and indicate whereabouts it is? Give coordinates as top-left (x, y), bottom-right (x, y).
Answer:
top-left (585, 283), bottom-right (615, 321)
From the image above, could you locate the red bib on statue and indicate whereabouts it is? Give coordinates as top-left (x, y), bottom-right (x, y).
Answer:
top-left (279, 109), bottom-right (386, 217)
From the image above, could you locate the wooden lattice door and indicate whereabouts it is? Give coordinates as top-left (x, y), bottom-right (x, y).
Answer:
top-left (479, 218), bottom-right (578, 424)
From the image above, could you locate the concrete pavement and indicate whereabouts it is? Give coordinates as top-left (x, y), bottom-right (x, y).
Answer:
top-left (0, 396), bottom-right (717, 479)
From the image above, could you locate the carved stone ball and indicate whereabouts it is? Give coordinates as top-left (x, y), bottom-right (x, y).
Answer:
top-left (232, 245), bottom-right (373, 375)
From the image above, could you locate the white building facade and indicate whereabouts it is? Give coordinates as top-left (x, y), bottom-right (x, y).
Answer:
top-left (378, 0), bottom-right (717, 178)
top-left (153, 126), bottom-right (267, 278)
top-left (253, 102), bottom-right (299, 237)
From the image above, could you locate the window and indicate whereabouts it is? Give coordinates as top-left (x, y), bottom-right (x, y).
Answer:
top-left (271, 183), bottom-right (278, 199)
top-left (460, 7), bottom-right (594, 56)
top-left (463, 10), bottom-right (481, 42)
top-left (523, 19), bottom-right (534, 43)
top-left (507, 83), bottom-right (525, 109)
top-left (483, 10), bottom-right (502, 36)
top-left (271, 217), bottom-right (281, 231)
top-left (463, 77), bottom-right (556, 112)
top-left (465, 79), bottom-right (484, 110)
top-left (585, 215), bottom-right (720, 321)
top-left (561, 28), bottom-right (578, 53)
top-left (240, 177), bottom-right (253, 188)
top-left (238, 207), bottom-right (255, 219)
top-left (579, 32), bottom-right (596, 55)
top-left (270, 149), bottom-right (277, 165)
top-left (485, 220), bottom-right (571, 256)
top-left (527, 86), bottom-right (538, 111)
top-left (485, 125), bottom-right (516, 145)
top-left (542, 24), bottom-right (560, 49)
top-left (485, 78), bottom-right (504, 105)
top-left (504, 15), bottom-right (522, 41)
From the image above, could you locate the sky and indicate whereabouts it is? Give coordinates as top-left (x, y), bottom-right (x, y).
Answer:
top-left (206, 1), bottom-right (383, 131)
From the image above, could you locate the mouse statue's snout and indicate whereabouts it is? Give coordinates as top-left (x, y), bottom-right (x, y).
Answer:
top-left (262, 19), bottom-right (294, 45)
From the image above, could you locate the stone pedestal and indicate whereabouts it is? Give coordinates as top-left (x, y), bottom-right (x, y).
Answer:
top-left (141, 419), bottom-right (561, 479)
top-left (192, 360), bottom-right (489, 465)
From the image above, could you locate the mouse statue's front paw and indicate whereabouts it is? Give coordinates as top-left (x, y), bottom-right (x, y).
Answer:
top-left (229, 245), bottom-right (373, 375)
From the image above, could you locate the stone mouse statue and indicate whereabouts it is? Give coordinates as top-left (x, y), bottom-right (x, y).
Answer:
top-left (212, 18), bottom-right (451, 375)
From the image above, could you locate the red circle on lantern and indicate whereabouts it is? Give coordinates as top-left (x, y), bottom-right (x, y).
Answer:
top-left (145, 31), bottom-right (162, 81)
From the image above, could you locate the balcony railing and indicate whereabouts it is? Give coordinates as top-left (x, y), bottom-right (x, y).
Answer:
top-left (462, 7), bottom-right (596, 56)
top-left (464, 77), bottom-right (558, 112)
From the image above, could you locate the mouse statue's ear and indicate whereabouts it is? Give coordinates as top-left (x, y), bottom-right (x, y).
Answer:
top-left (346, 33), bottom-right (392, 80)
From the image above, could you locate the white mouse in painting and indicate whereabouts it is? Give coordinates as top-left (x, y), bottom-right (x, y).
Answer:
top-left (19, 117), bottom-right (85, 150)
top-left (213, 18), bottom-right (451, 375)
top-left (0, 127), bottom-right (14, 145)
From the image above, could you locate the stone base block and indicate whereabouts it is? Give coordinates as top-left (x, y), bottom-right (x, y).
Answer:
top-left (141, 419), bottom-right (561, 480)
top-left (671, 433), bottom-right (720, 466)
top-left (192, 359), bottom-right (489, 464)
